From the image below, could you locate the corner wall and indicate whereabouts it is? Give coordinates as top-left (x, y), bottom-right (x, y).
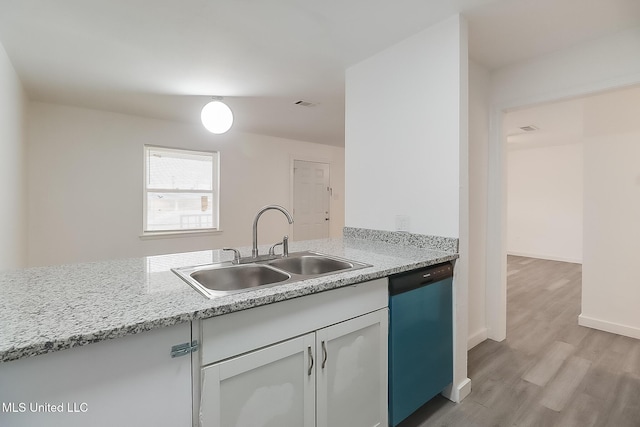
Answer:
top-left (345, 14), bottom-right (470, 402)
top-left (580, 86), bottom-right (640, 339)
top-left (467, 60), bottom-right (490, 349)
top-left (345, 16), bottom-right (462, 238)
top-left (0, 42), bottom-right (27, 270)
top-left (26, 102), bottom-right (345, 266)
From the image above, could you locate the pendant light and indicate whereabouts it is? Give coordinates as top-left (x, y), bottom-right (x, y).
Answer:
top-left (201, 97), bottom-right (233, 134)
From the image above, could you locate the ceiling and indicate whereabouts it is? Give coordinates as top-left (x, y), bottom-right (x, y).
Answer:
top-left (504, 84), bottom-right (640, 150)
top-left (504, 97), bottom-right (585, 149)
top-left (1, 0), bottom-right (639, 146)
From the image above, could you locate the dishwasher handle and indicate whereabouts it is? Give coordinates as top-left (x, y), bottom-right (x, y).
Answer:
top-left (389, 262), bottom-right (453, 296)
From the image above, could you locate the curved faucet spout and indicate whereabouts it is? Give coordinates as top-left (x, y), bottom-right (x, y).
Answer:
top-left (252, 205), bottom-right (294, 258)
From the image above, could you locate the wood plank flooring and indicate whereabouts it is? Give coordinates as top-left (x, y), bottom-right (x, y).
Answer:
top-left (398, 256), bottom-right (640, 427)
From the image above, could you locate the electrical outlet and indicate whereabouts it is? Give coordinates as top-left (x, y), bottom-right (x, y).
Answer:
top-left (395, 215), bottom-right (411, 232)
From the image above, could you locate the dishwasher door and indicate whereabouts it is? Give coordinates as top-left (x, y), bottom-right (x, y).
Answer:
top-left (388, 262), bottom-right (453, 427)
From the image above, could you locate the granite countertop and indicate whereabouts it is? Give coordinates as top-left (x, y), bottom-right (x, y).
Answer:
top-left (0, 231), bottom-right (458, 363)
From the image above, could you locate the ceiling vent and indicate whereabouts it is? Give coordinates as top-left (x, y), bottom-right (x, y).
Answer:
top-left (294, 100), bottom-right (316, 107)
top-left (519, 125), bottom-right (539, 132)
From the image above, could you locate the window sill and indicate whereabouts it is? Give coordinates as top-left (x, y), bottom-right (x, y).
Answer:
top-left (139, 229), bottom-right (223, 240)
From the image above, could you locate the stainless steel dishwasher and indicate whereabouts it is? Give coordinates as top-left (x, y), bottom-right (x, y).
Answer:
top-left (388, 262), bottom-right (454, 426)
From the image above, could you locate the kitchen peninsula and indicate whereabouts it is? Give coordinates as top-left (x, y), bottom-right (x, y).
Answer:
top-left (0, 229), bottom-right (457, 426)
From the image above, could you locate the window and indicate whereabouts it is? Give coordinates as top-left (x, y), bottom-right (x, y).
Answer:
top-left (143, 146), bottom-right (219, 233)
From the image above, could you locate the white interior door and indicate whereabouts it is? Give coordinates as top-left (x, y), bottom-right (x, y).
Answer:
top-left (293, 160), bottom-right (330, 241)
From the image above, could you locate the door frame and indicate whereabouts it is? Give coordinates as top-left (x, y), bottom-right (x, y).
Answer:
top-left (485, 75), bottom-right (640, 342)
top-left (289, 156), bottom-right (332, 241)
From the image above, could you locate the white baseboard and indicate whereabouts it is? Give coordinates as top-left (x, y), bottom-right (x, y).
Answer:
top-left (507, 251), bottom-right (582, 264)
top-left (441, 377), bottom-right (472, 403)
top-left (578, 314), bottom-right (640, 340)
top-left (468, 328), bottom-right (488, 350)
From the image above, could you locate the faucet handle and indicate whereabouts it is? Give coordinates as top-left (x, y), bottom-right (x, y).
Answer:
top-left (268, 241), bottom-right (283, 256)
top-left (268, 236), bottom-right (290, 256)
top-left (223, 248), bottom-right (241, 264)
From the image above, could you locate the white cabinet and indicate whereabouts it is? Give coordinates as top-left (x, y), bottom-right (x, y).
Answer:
top-left (0, 323), bottom-right (192, 427)
top-left (316, 310), bottom-right (388, 427)
top-left (196, 280), bottom-right (388, 427)
top-left (200, 333), bottom-right (316, 427)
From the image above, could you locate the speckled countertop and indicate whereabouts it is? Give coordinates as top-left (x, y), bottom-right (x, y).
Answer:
top-left (0, 234), bottom-right (457, 363)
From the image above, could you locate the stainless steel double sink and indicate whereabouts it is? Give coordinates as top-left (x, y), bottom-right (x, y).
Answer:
top-left (172, 251), bottom-right (371, 299)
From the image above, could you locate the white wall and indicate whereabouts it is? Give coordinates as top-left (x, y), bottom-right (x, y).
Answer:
top-left (467, 60), bottom-right (489, 349)
top-left (491, 26), bottom-right (640, 107)
top-left (507, 143), bottom-right (583, 263)
top-left (0, 42), bottom-right (27, 270)
top-left (485, 25), bottom-right (640, 341)
top-left (580, 86), bottom-right (640, 339)
top-left (345, 16), bottom-right (462, 238)
top-left (27, 102), bottom-right (345, 267)
top-left (345, 14), bottom-right (471, 402)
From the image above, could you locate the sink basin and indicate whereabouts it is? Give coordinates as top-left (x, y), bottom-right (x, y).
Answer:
top-left (172, 263), bottom-right (290, 298)
top-left (172, 251), bottom-right (371, 299)
top-left (267, 253), bottom-right (353, 275)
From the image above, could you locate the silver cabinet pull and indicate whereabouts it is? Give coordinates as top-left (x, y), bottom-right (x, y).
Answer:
top-left (307, 346), bottom-right (314, 376)
top-left (321, 341), bottom-right (328, 369)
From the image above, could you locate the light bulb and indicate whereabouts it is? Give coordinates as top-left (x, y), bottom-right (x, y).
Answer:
top-left (201, 100), bottom-right (233, 134)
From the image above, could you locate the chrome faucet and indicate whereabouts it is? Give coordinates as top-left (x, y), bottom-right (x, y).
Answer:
top-left (252, 205), bottom-right (293, 258)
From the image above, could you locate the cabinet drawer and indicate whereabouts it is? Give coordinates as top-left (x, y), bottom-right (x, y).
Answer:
top-left (199, 278), bottom-right (387, 366)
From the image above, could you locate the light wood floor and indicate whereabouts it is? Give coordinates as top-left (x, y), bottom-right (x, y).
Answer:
top-left (398, 256), bottom-right (640, 427)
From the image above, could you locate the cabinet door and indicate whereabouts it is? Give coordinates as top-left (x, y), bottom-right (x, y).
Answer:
top-left (316, 309), bottom-right (388, 427)
top-left (200, 333), bottom-right (315, 427)
top-left (0, 323), bottom-right (192, 427)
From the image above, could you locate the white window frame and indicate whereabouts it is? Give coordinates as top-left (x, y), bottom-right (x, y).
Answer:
top-left (142, 145), bottom-right (220, 237)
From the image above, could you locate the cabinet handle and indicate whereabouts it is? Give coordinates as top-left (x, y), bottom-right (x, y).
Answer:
top-left (307, 346), bottom-right (314, 376)
top-left (321, 341), bottom-right (328, 369)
